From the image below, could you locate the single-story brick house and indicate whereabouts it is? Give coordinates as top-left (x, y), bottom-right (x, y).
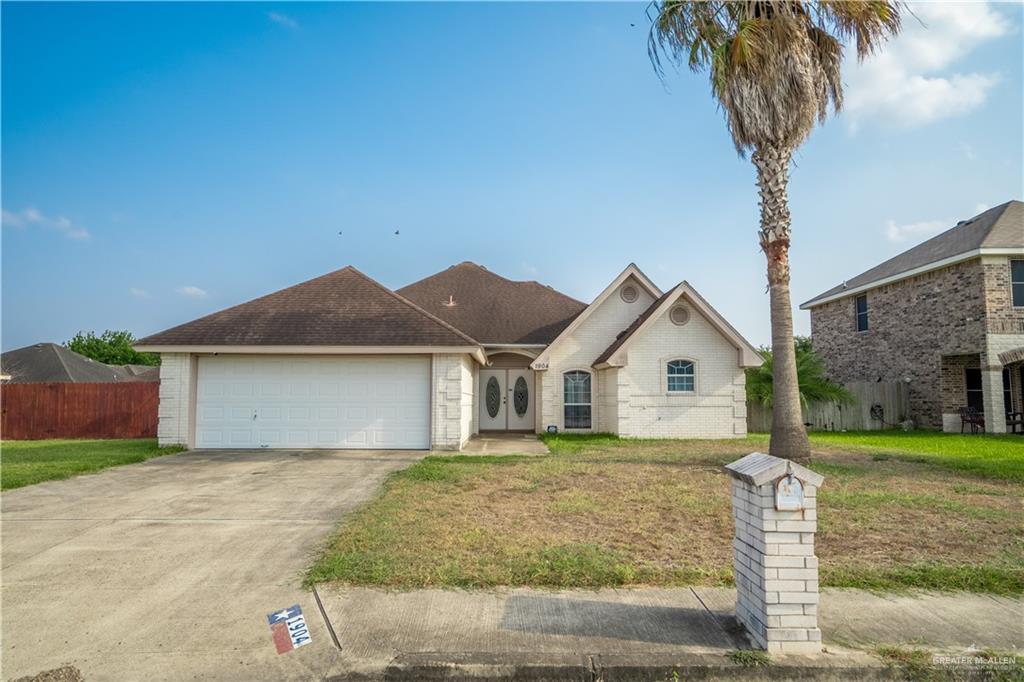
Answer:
top-left (801, 200), bottom-right (1024, 432)
top-left (136, 262), bottom-right (759, 450)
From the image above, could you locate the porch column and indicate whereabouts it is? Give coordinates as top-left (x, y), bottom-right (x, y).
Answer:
top-left (981, 364), bottom-right (1006, 434)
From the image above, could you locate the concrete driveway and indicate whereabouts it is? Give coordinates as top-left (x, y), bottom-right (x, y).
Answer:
top-left (1, 448), bottom-right (423, 681)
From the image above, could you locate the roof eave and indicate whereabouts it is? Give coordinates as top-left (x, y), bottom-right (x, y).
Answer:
top-left (800, 246), bottom-right (1024, 309)
top-left (134, 343), bottom-right (487, 364)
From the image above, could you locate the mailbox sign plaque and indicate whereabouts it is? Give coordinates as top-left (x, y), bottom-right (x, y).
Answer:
top-left (775, 475), bottom-right (804, 511)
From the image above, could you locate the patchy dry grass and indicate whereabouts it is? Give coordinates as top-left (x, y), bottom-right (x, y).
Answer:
top-left (307, 434), bottom-right (1024, 593)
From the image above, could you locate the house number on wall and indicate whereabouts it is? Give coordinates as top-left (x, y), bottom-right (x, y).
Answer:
top-left (775, 475), bottom-right (804, 511)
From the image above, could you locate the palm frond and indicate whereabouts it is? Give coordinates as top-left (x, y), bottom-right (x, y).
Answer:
top-left (649, 0), bottom-right (901, 153)
top-left (745, 338), bottom-right (854, 409)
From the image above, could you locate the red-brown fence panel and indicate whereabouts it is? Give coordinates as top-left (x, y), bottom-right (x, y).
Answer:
top-left (1, 382), bottom-right (159, 440)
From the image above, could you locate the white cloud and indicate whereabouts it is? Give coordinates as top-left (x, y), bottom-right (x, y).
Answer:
top-left (1, 207), bottom-right (90, 240)
top-left (885, 218), bottom-right (947, 243)
top-left (176, 286), bottom-right (208, 299)
top-left (129, 287), bottom-right (150, 299)
top-left (267, 11), bottom-right (298, 29)
top-left (975, 203), bottom-right (990, 214)
top-left (844, 2), bottom-right (1010, 130)
top-left (521, 262), bottom-right (539, 276)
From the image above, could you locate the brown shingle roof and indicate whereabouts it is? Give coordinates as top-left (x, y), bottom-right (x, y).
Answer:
top-left (397, 262), bottom-right (587, 345)
top-left (136, 266), bottom-right (479, 347)
top-left (592, 290), bottom-right (673, 366)
top-left (802, 200), bottom-right (1023, 308)
top-left (0, 343), bottom-right (152, 383)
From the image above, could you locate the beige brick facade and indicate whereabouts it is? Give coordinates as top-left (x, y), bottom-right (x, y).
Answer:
top-left (539, 274), bottom-right (657, 432)
top-left (536, 274), bottom-right (750, 438)
top-left (431, 353), bottom-right (472, 450)
top-left (157, 352), bottom-right (196, 447)
top-left (616, 306), bottom-right (747, 438)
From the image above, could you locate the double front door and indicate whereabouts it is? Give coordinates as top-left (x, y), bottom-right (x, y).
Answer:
top-left (479, 369), bottom-right (534, 431)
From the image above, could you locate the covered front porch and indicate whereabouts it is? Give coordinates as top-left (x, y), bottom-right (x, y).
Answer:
top-left (941, 346), bottom-right (1024, 434)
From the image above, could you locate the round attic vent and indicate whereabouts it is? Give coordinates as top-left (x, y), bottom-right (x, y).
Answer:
top-left (620, 284), bottom-right (639, 303)
top-left (669, 305), bottom-right (690, 326)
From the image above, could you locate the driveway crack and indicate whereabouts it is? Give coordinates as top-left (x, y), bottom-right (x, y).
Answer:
top-left (313, 584), bottom-right (343, 651)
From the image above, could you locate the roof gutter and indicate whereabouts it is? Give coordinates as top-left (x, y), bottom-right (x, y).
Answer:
top-left (134, 344), bottom-right (488, 364)
top-left (800, 247), bottom-right (1024, 310)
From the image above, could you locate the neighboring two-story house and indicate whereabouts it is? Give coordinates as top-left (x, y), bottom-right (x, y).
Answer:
top-left (801, 200), bottom-right (1024, 433)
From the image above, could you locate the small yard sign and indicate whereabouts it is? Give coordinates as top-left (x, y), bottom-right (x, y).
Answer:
top-left (266, 604), bottom-right (312, 654)
top-left (774, 475), bottom-right (804, 511)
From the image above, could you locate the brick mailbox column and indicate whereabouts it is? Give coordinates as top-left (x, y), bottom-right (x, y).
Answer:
top-left (725, 452), bottom-right (825, 655)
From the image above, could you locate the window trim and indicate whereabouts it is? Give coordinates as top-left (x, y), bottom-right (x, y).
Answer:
top-left (562, 369), bottom-right (593, 430)
top-left (855, 294), bottom-right (869, 332)
top-left (1010, 259), bottom-right (1024, 308)
top-left (665, 358), bottom-right (697, 394)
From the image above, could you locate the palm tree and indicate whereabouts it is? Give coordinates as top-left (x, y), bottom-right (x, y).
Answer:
top-left (649, 1), bottom-right (901, 462)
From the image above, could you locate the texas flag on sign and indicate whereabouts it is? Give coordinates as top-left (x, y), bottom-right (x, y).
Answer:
top-left (266, 604), bottom-right (312, 654)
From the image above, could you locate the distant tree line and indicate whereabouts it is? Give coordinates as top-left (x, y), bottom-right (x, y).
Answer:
top-left (66, 330), bottom-right (159, 366)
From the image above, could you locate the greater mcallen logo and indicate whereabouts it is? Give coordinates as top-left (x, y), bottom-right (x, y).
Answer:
top-left (266, 604), bottom-right (312, 654)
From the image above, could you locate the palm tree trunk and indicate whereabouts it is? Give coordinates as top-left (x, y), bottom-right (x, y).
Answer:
top-left (753, 144), bottom-right (811, 463)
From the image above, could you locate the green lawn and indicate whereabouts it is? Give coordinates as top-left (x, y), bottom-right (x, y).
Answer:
top-left (797, 431), bottom-right (1024, 482)
top-left (308, 431), bottom-right (1023, 594)
top-left (1, 439), bottom-right (186, 490)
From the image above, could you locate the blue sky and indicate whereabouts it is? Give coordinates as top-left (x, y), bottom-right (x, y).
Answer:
top-left (3, 1), bottom-right (1021, 351)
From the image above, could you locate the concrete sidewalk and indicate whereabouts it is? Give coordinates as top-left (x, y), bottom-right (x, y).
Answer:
top-left (317, 586), bottom-right (1022, 680)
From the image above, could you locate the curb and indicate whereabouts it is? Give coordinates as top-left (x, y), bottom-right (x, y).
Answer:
top-left (357, 651), bottom-right (908, 682)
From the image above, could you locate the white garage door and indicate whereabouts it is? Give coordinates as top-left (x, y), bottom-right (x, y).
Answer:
top-left (195, 356), bottom-right (430, 449)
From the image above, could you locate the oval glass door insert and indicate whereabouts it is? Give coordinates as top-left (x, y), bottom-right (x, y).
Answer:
top-left (513, 376), bottom-right (529, 417)
top-left (485, 376), bottom-right (501, 418)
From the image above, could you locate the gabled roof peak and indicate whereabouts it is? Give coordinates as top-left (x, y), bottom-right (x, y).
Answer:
top-left (591, 280), bottom-right (761, 368)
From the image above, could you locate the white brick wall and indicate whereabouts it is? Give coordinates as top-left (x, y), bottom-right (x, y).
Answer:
top-left (596, 368), bottom-right (619, 432)
top-left (460, 355), bottom-right (476, 444)
top-left (730, 474), bottom-right (822, 655)
top-left (617, 304), bottom-right (747, 439)
top-left (431, 353), bottom-right (473, 450)
top-left (540, 276), bottom-right (655, 432)
top-left (468, 360), bottom-right (479, 438)
top-left (157, 352), bottom-right (194, 447)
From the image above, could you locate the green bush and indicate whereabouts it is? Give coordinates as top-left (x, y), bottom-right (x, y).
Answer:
top-left (66, 330), bottom-right (159, 366)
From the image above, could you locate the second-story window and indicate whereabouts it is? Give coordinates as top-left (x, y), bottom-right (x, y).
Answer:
top-left (855, 294), bottom-right (869, 332)
top-left (1011, 260), bottom-right (1024, 307)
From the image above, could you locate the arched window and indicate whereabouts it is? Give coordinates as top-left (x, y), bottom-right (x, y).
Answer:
top-left (563, 370), bottom-right (592, 429)
top-left (667, 360), bottom-right (695, 393)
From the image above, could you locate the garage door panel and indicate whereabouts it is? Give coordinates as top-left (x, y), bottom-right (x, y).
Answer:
top-left (196, 356), bottom-right (430, 450)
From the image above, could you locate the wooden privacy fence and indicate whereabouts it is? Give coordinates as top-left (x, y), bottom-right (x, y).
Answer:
top-left (1, 382), bottom-right (159, 440)
top-left (747, 381), bottom-right (910, 433)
